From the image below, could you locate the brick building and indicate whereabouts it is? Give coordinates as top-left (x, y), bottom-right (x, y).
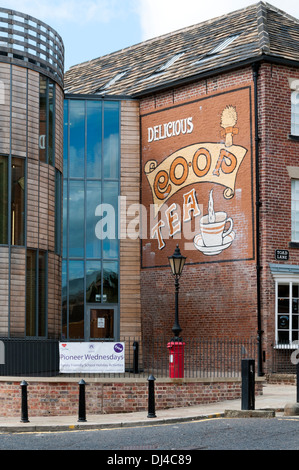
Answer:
top-left (64, 1), bottom-right (299, 375)
top-left (1, 2), bottom-right (299, 378)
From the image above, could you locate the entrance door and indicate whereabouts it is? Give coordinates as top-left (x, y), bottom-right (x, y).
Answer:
top-left (87, 306), bottom-right (116, 340)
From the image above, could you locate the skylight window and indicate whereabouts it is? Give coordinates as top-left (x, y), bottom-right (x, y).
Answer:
top-left (193, 34), bottom-right (240, 65)
top-left (155, 51), bottom-right (185, 73)
top-left (139, 51), bottom-right (186, 83)
top-left (208, 35), bottom-right (239, 54)
top-left (96, 70), bottom-right (128, 93)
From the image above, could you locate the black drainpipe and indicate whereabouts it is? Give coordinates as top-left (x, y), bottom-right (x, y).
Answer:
top-left (252, 62), bottom-right (263, 376)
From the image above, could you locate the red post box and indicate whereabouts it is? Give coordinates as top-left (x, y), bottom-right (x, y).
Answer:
top-left (167, 341), bottom-right (185, 378)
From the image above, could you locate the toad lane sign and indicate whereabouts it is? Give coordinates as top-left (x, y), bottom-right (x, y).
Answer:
top-left (275, 250), bottom-right (289, 261)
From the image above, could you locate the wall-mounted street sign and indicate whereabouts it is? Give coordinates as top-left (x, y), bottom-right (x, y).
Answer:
top-left (275, 249), bottom-right (289, 261)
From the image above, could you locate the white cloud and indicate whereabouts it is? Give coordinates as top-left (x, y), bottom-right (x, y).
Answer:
top-left (0, 0), bottom-right (122, 24)
top-left (138, 0), bottom-right (299, 41)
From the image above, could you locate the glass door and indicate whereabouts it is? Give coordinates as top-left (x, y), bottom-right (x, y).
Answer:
top-left (87, 306), bottom-right (116, 340)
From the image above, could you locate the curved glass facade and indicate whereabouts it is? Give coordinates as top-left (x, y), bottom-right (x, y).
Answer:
top-left (62, 98), bottom-right (120, 341)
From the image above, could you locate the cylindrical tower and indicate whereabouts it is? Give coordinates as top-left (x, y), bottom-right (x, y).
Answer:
top-left (0, 8), bottom-right (64, 340)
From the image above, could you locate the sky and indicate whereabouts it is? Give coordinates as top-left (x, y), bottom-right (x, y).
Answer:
top-left (2, 0), bottom-right (299, 71)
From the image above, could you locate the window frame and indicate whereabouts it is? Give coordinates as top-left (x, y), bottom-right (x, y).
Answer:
top-left (273, 272), bottom-right (299, 348)
top-left (0, 154), bottom-right (25, 247)
top-left (62, 96), bottom-right (121, 341)
top-left (39, 75), bottom-right (56, 165)
top-left (26, 249), bottom-right (48, 338)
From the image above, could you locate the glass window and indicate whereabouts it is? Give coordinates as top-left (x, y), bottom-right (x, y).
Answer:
top-left (87, 100), bottom-right (102, 178)
top-left (69, 180), bottom-right (85, 257)
top-left (63, 100), bottom-right (68, 177)
top-left (63, 179), bottom-right (68, 258)
top-left (103, 261), bottom-right (118, 303)
top-left (69, 100), bottom-right (85, 178)
top-left (276, 281), bottom-right (299, 345)
top-left (103, 181), bottom-right (119, 258)
top-left (55, 170), bottom-right (62, 255)
top-left (26, 250), bottom-right (36, 337)
top-left (62, 260), bottom-right (67, 339)
top-left (11, 157), bottom-right (25, 246)
top-left (26, 249), bottom-right (47, 337)
top-left (63, 98), bottom-right (120, 341)
top-left (68, 261), bottom-right (84, 339)
top-left (86, 180), bottom-right (101, 258)
top-left (0, 156), bottom-right (25, 246)
top-left (39, 76), bottom-right (55, 165)
top-left (86, 261), bottom-right (102, 303)
top-left (39, 76), bottom-right (47, 163)
top-left (0, 156), bottom-right (8, 244)
top-left (291, 179), bottom-right (299, 241)
top-left (48, 81), bottom-right (55, 166)
top-left (291, 91), bottom-right (299, 136)
top-left (103, 101), bottom-right (120, 179)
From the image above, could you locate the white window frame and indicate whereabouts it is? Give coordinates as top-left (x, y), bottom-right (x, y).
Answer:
top-left (273, 272), bottom-right (299, 348)
top-left (291, 90), bottom-right (299, 136)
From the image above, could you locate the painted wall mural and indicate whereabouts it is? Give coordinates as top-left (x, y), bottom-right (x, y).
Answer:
top-left (141, 86), bottom-right (255, 268)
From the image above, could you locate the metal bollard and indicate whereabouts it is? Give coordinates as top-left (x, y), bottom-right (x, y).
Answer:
top-left (78, 379), bottom-right (87, 422)
top-left (20, 380), bottom-right (29, 423)
top-left (133, 341), bottom-right (139, 374)
top-left (147, 374), bottom-right (156, 418)
top-left (241, 359), bottom-right (255, 410)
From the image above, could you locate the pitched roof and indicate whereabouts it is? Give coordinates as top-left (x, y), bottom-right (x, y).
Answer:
top-left (64, 2), bottom-right (299, 98)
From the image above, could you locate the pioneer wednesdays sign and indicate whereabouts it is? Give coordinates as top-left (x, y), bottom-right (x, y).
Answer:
top-left (59, 342), bottom-right (125, 373)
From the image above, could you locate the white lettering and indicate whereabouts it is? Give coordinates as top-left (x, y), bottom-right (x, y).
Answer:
top-left (148, 127), bottom-right (154, 142)
top-left (95, 204), bottom-right (115, 240)
top-left (147, 117), bottom-right (194, 142)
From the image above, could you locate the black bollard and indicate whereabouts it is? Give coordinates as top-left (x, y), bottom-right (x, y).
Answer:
top-left (241, 359), bottom-right (255, 410)
top-left (20, 380), bottom-right (29, 423)
top-left (147, 374), bottom-right (156, 418)
top-left (78, 379), bottom-right (87, 422)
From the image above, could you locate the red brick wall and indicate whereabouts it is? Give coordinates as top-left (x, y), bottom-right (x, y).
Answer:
top-left (258, 63), bottom-right (299, 368)
top-left (139, 61), bottom-right (299, 375)
top-left (140, 66), bottom-right (258, 342)
top-left (0, 379), bottom-right (263, 417)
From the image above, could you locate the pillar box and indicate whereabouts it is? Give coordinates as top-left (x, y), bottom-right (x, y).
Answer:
top-left (167, 341), bottom-right (185, 378)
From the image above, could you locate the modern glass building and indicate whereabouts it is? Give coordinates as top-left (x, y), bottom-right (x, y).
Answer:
top-left (62, 97), bottom-right (121, 341)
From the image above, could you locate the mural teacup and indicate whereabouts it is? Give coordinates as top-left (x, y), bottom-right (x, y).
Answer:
top-left (200, 211), bottom-right (233, 247)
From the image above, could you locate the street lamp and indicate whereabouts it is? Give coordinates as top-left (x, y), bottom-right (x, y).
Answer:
top-left (168, 244), bottom-right (186, 340)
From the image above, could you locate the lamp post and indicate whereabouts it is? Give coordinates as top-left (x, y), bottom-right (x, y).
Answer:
top-left (168, 244), bottom-right (186, 341)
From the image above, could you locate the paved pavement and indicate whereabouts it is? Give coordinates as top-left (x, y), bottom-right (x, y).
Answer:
top-left (0, 383), bottom-right (297, 433)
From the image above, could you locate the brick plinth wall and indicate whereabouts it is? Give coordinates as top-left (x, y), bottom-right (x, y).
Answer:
top-left (0, 378), bottom-right (263, 418)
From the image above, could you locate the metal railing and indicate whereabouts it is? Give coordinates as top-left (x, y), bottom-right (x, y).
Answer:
top-left (0, 7), bottom-right (64, 86)
top-left (0, 336), bottom-right (257, 378)
top-left (271, 342), bottom-right (299, 374)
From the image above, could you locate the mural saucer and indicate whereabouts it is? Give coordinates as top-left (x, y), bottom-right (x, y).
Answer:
top-left (194, 231), bottom-right (236, 256)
